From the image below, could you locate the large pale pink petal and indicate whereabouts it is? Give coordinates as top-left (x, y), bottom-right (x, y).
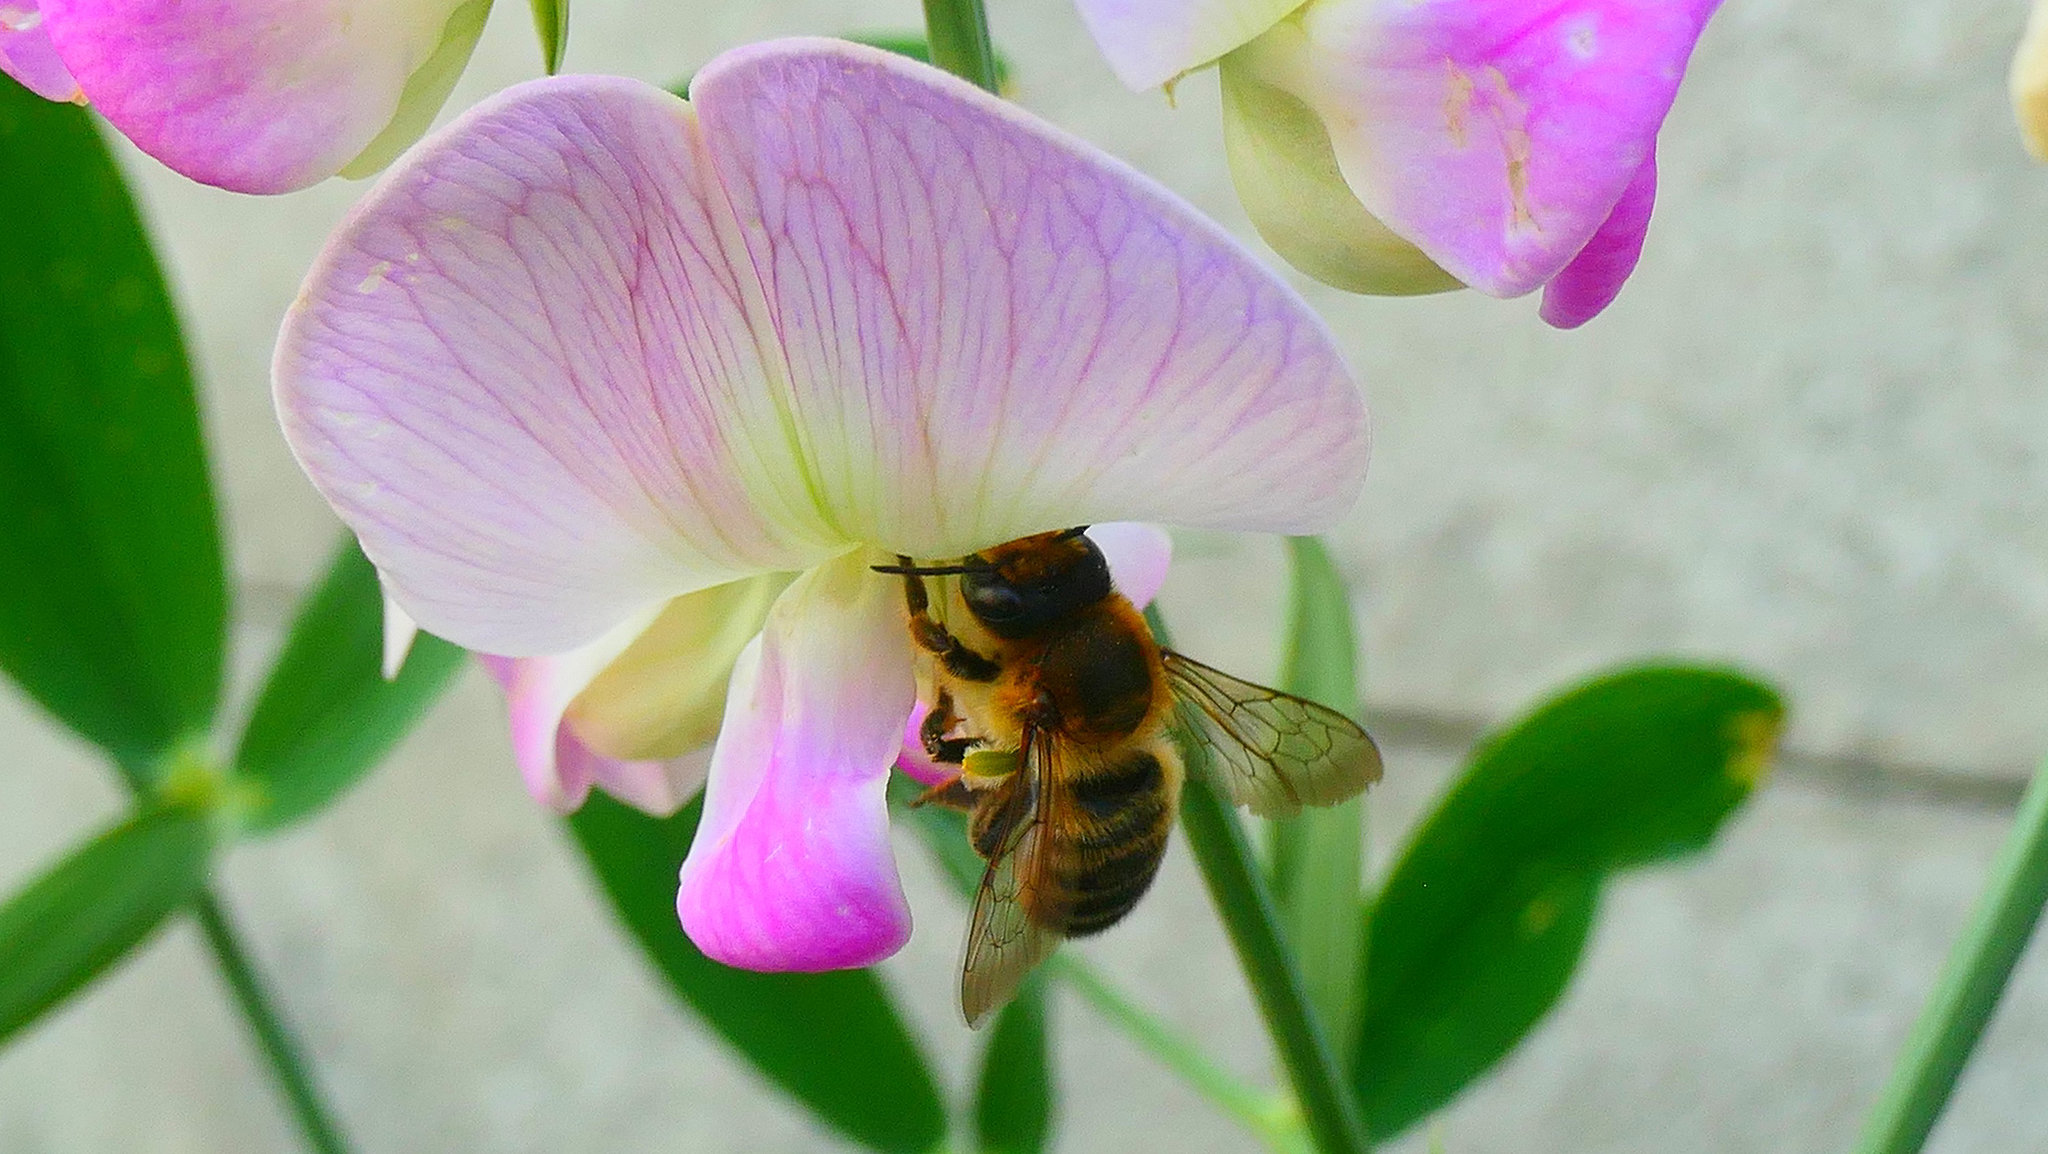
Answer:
top-left (691, 40), bottom-right (1368, 559)
top-left (678, 554), bottom-right (917, 971)
top-left (479, 642), bottom-right (705, 817)
top-left (1282, 0), bottom-right (1716, 297)
top-left (276, 76), bottom-right (843, 657)
top-left (40, 0), bottom-right (488, 193)
top-left (1089, 522), bottom-right (1173, 609)
top-left (1, 4), bottom-right (80, 102)
top-left (1538, 153), bottom-right (1656, 329)
top-left (1073, 0), bottom-right (1306, 91)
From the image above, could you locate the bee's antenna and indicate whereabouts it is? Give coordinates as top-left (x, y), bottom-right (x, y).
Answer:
top-left (1054, 525), bottom-right (1090, 541)
top-left (871, 562), bottom-right (979, 577)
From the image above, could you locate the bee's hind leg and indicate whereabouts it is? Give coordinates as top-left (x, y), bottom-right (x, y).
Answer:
top-left (907, 774), bottom-right (977, 812)
top-left (896, 556), bottom-right (1000, 682)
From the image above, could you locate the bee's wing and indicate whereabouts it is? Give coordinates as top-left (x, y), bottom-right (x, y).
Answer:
top-left (960, 729), bottom-right (1064, 1028)
top-left (1162, 650), bottom-right (1384, 818)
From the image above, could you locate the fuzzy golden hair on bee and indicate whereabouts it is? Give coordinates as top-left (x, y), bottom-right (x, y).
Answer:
top-left (882, 529), bottom-right (1383, 1026)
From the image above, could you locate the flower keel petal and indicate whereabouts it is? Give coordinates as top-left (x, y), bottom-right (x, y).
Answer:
top-left (1538, 153), bottom-right (1656, 329)
top-left (1268, 0), bottom-right (1716, 297)
top-left (567, 573), bottom-right (792, 762)
top-left (484, 607), bottom-right (664, 813)
top-left (678, 554), bottom-right (917, 971)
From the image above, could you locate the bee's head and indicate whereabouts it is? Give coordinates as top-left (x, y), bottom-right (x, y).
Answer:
top-left (958, 528), bottom-right (1113, 639)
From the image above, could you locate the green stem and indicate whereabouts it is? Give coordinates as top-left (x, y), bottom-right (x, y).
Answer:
top-left (195, 891), bottom-right (353, 1154)
top-left (1853, 756), bottom-right (2048, 1154)
top-left (920, 0), bottom-right (1000, 92)
top-left (1052, 954), bottom-right (1309, 1154)
top-left (1180, 776), bottom-right (1372, 1154)
top-left (1270, 536), bottom-right (1368, 1055)
top-left (1147, 604), bottom-right (1369, 1154)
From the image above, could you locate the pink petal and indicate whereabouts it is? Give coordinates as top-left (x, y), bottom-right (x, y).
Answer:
top-left (1088, 522), bottom-right (1173, 609)
top-left (1073, 0), bottom-right (1307, 90)
top-left (39, 0), bottom-right (486, 193)
top-left (480, 646), bottom-right (705, 817)
top-left (692, 40), bottom-right (1368, 557)
top-left (1294, 0), bottom-right (1717, 297)
top-left (1539, 152), bottom-right (1656, 329)
top-left (486, 609), bottom-right (671, 814)
top-left (275, 76), bottom-right (839, 657)
top-left (678, 555), bottom-right (917, 971)
top-left (563, 738), bottom-right (709, 818)
top-left (280, 44), bottom-right (1368, 663)
top-left (1, 4), bottom-right (81, 102)
top-left (894, 700), bottom-right (952, 788)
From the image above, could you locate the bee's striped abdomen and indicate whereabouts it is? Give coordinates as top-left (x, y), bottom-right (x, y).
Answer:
top-left (1038, 746), bottom-right (1173, 937)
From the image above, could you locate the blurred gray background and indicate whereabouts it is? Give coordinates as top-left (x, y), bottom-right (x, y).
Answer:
top-left (5, 0), bottom-right (2048, 1149)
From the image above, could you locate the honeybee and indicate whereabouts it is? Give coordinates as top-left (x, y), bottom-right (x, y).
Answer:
top-left (876, 528), bottom-right (1383, 1026)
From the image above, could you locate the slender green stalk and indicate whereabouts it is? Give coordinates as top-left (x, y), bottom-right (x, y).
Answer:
top-left (1052, 954), bottom-right (1309, 1154)
top-left (194, 891), bottom-right (353, 1154)
top-left (1179, 775), bottom-right (1372, 1154)
top-left (1148, 604), bottom-right (1369, 1154)
top-left (896, 776), bottom-right (1302, 1146)
top-left (920, 0), bottom-right (1000, 92)
top-left (1853, 756), bottom-right (2048, 1154)
top-left (1270, 536), bottom-right (1368, 1055)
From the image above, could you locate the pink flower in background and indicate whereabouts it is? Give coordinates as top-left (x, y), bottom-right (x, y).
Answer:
top-left (274, 41), bottom-right (1368, 972)
top-left (0, 0), bottom-right (492, 193)
top-left (1076, 0), bottom-right (1722, 327)
top-left (1, 2), bottom-right (79, 102)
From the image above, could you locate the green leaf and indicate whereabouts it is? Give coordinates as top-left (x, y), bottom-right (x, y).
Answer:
top-left (568, 792), bottom-right (947, 1153)
top-left (1356, 664), bottom-right (1782, 1139)
top-left (528, 0), bottom-right (568, 74)
top-left (232, 537), bottom-right (467, 832)
top-left (1268, 536), bottom-right (1367, 1055)
top-left (0, 805), bottom-right (213, 1044)
top-left (0, 82), bottom-right (225, 776)
top-left (975, 977), bottom-right (1055, 1154)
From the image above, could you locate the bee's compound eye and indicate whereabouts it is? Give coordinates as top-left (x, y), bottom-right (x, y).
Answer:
top-left (962, 573), bottom-right (1025, 625)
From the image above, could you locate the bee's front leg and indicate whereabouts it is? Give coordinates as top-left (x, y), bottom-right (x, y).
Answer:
top-left (922, 688), bottom-right (979, 764)
top-left (897, 556), bottom-right (1000, 682)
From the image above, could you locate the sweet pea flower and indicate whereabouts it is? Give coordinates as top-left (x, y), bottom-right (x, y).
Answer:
top-left (275, 39), bottom-right (1367, 972)
top-left (437, 523), bottom-right (1169, 814)
top-left (1075, 0), bottom-right (1722, 327)
top-left (0, 0), bottom-right (492, 193)
top-left (2014, 0), bottom-right (2048, 160)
